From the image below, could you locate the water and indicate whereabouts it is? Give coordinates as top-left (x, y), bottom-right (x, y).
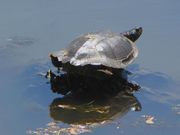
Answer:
top-left (0, 0), bottom-right (180, 135)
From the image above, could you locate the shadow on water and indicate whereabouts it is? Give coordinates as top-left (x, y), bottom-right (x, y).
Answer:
top-left (47, 71), bottom-right (141, 130)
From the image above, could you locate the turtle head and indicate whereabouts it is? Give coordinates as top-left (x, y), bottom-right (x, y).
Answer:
top-left (123, 27), bottom-right (143, 42)
top-left (49, 53), bottom-right (62, 69)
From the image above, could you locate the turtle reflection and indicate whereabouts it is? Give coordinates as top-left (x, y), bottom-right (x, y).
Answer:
top-left (48, 71), bottom-right (141, 125)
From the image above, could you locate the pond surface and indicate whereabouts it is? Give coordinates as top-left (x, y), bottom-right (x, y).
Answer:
top-left (0, 0), bottom-right (180, 135)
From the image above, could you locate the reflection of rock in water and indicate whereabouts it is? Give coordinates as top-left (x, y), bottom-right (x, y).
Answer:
top-left (48, 70), bottom-right (141, 125)
top-left (50, 92), bottom-right (141, 125)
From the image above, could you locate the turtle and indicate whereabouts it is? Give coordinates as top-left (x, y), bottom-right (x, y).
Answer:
top-left (50, 27), bottom-right (143, 77)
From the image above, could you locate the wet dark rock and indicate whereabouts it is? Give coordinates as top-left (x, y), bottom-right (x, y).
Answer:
top-left (46, 70), bottom-right (140, 97)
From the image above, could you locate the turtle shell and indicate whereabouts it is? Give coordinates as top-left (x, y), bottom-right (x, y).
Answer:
top-left (51, 31), bottom-right (138, 69)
